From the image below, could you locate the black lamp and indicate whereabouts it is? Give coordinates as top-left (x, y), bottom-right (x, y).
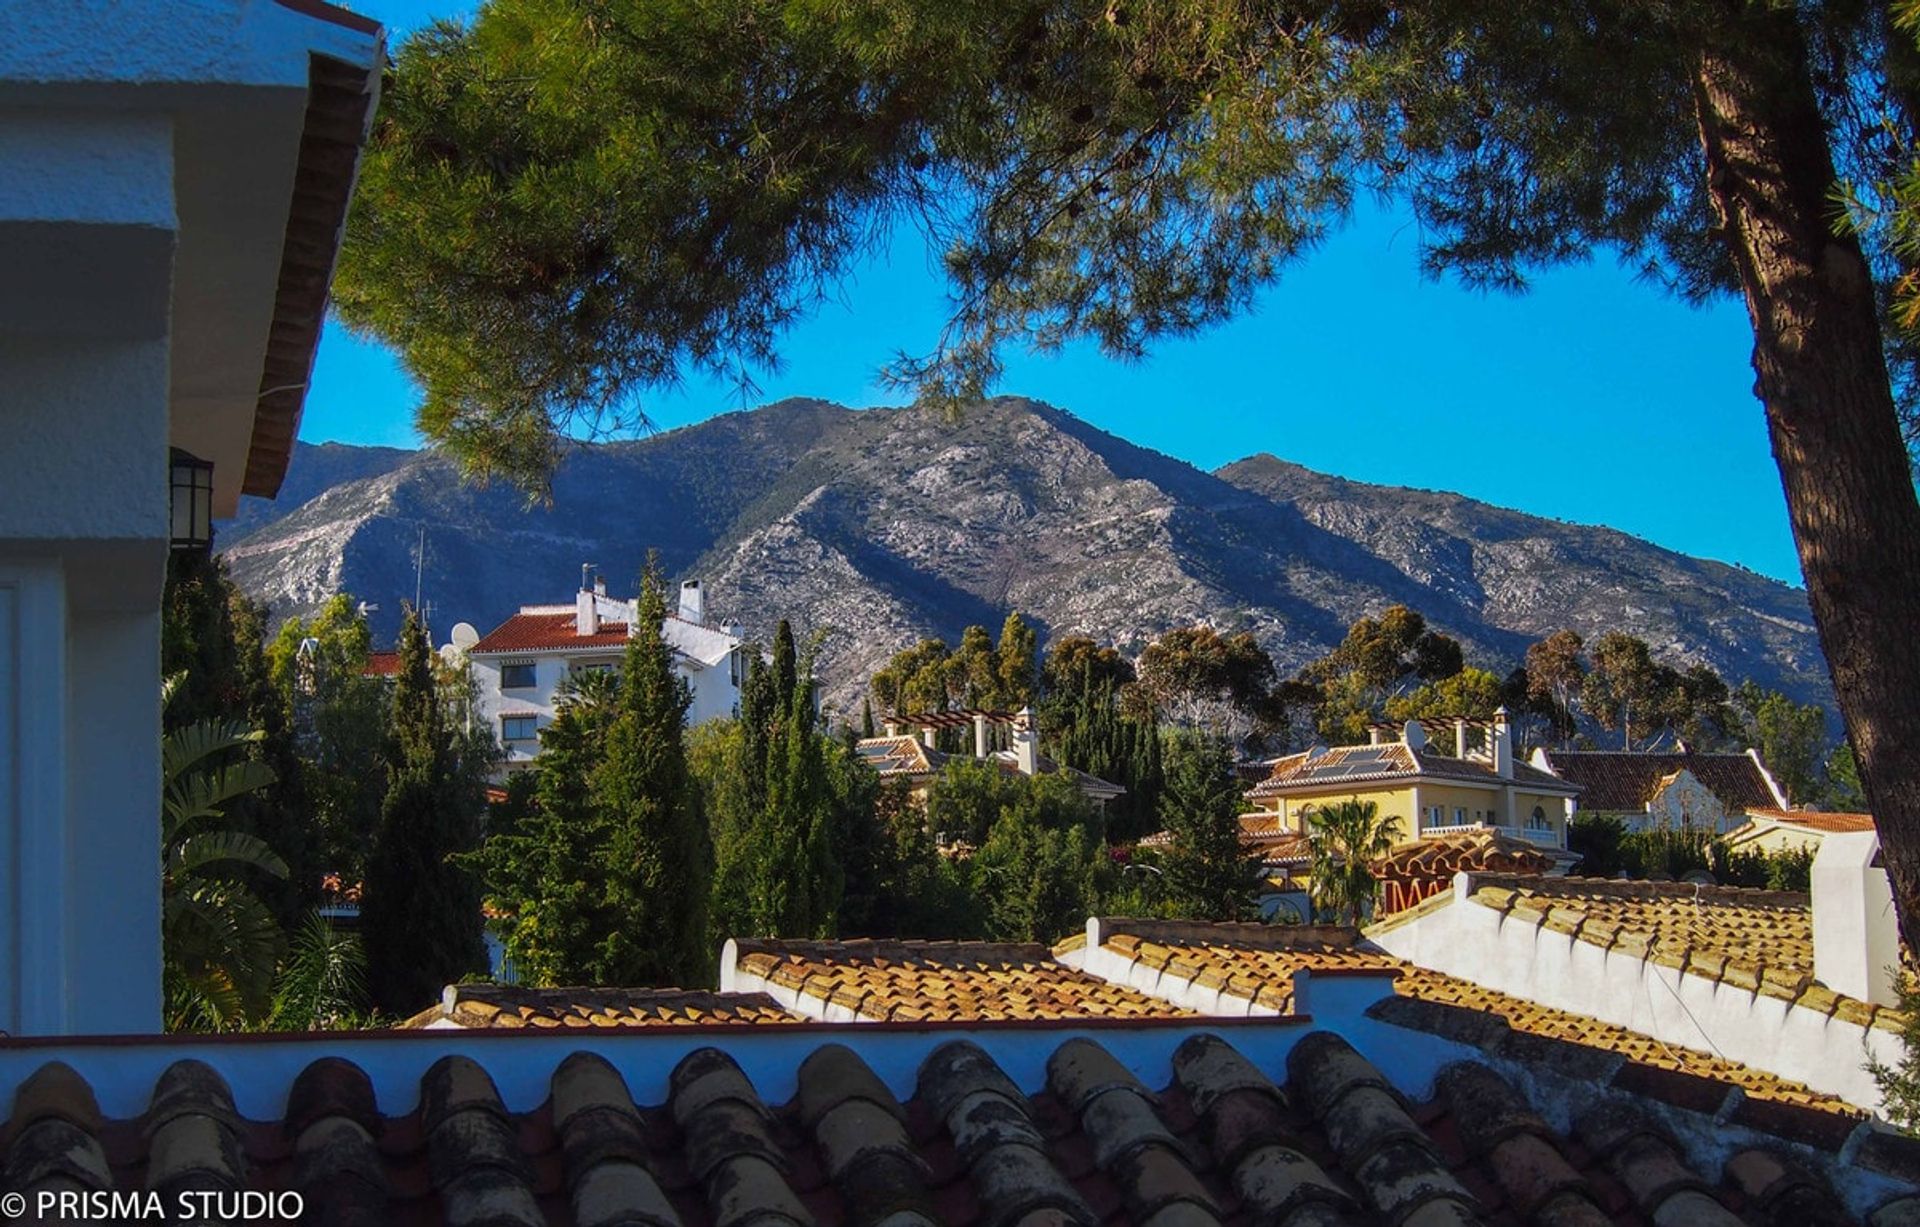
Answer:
top-left (169, 448), bottom-right (214, 551)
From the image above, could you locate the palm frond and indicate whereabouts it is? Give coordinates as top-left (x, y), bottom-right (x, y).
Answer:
top-left (167, 830), bottom-right (290, 881)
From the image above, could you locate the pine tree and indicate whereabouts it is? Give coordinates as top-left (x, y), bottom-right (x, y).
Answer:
top-left (361, 606), bottom-right (485, 1015)
top-left (592, 558), bottom-right (713, 985)
top-left (1158, 732), bottom-right (1257, 922)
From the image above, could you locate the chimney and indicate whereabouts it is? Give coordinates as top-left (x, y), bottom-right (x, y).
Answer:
top-left (1013, 706), bottom-right (1039, 775)
top-left (921, 726), bottom-right (937, 750)
top-left (974, 712), bottom-right (990, 759)
top-left (1402, 720), bottom-right (1427, 751)
top-left (1493, 706), bottom-right (1513, 778)
top-left (1455, 717), bottom-right (1469, 758)
top-left (577, 563), bottom-right (599, 636)
top-left (1368, 726), bottom-right (1383, 747)
top-left (679, 579), bottom-right (705, 625)
top-left (1812, 830), bottom-right (1900, 1007)
top-left (883, 720), bottom-right (901, 738)
top-left (594, 572), bottom-right (607, 596)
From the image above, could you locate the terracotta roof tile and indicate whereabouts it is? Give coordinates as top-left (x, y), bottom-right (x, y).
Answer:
top-left (1463, 873), bottom-right (1911, 1033)
top-left (1538, 750), bottom-right (1783, 812)
top-left (470, 611), bottom-right (632, 653)
top-left (1747, 808), bottom-right (1877, 833)
top-left (5, 1022), bottom-right (1909, 1226)
top-left (1087, 918), bottom-right (1856, 1115)
top-left (732, 938), bottom-right (1191, 1022)
top-left (399, 984), bottom-right (803, 1029)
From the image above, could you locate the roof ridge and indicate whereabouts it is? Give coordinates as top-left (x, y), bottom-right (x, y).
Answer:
top-left (1095, 917), bottom-right (1364, 950)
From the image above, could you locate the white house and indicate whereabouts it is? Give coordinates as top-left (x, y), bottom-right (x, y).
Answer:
top-left (469, 570), bottom-right (748, 769)
top-left (0, 0), bottom-right (381, 1034)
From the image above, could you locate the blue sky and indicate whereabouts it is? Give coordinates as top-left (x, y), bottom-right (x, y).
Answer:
top-left (310, 0), bottom-right (1800, 587)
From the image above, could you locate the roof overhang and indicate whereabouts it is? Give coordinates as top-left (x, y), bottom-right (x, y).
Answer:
top-left (0, 0), bottom-right (383, 515)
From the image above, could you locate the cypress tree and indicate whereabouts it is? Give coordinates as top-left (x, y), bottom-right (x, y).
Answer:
top-left (592, 557), bottom-right (712, 985)
top-left (1158, 732), bottom-right (1257, 921)
top-left (361, 605), bottom-right (485, 1015)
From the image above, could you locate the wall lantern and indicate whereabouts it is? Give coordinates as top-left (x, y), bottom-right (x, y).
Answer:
top-left (169, 448), bottom-right (215, 552)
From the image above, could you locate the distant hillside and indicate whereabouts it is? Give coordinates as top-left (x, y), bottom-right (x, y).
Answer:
top-left (221, 397), bottom-right (1830, 718)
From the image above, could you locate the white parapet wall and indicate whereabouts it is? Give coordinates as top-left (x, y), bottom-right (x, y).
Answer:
top-left (1368, 874), bottom-right (1902, 1112)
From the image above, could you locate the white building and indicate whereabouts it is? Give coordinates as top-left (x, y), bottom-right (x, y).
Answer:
top-left (0, 0), bottom-right (381, 1034)
top-left (469, 572), bottom-right (748, 769)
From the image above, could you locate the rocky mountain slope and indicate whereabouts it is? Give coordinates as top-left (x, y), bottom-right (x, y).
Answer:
top-left (220, 397), bottom-right (1830, 718)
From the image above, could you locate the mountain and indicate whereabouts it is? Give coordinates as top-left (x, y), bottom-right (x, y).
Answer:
top-left (220, 397), bottom-right (1831, 717)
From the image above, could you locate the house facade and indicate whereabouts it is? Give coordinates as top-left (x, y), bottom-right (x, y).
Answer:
top-left (0, 0), bottom-right (380, 1035)
top-left (1530, 746), bottom-right (1789, 833)
top-left (1245, 709), bottom-right (1581, 856)
top-left (468, 573), bottom-right (748, 770)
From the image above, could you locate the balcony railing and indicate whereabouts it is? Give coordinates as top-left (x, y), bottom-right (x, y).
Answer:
top-left (1420, 821), bottom-right (1564, 849)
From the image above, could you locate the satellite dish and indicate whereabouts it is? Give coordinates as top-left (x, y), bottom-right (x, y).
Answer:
top-left (450, 622), bottom-right (480, 651)
top-left (439, 644), bottom-right (463, 667)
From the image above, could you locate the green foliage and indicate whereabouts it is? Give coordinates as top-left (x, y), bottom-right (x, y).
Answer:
top-left (466, 667), bottom-right (621, 985)
top-left (1525, 630), bottom-right (1586, 746)
top-left (1305, 798), bottom-right (1400, 927)
top-left (1869, 973), bottom-right (1920, 1134)
top-left (964, 770), bottom-right (1108, 943)
top-left (705, 621), bottom-right (847, 941)
top-left (1826, 741), bottom-right (1868, 811)
top-left (838, 778), bottom-right (977, 938)
top-left (1734, 682), bottom-right (1829, 806)
top-left (162, 552), bottom-right (316, 925)
top-left (1567, 814), bottom-right (1810, 889)
top-left (160, 676), bottom-right (288, 1031)
top-left (361, 606), bottom-right (487, 1015)
top-left (267, 914), bottom-right (371, 1031)
top-left (1133, 625), bottom-right (1277, 739)
top-left (1156, 731), bottom-right (1258, 921)
top-left (1040, 638), bottom-right (1163, 840)
top-left (587, 557), bottom-right (714, 984)
top-left (268, 595), bottom-right (392, 883)
top-left (1383, 667), bottom-right (1505, 732)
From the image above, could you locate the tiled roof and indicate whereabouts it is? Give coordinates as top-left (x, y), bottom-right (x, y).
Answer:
top-left (1136, 814), bottom-right (1311, 866)
top-left (853, 735), bottom-right (942, 777)
top-left (1370, 828), bottom-right (1554, 878)
top-left (731, 938), bottom-right (1190, 1021)
top-left (398, 985), bottom-right (802, 1029)
top-left (1538, 748), bottom-right (1785, 812)
top-left (470, 611), bottom-right (632, 653)
top-left (1748, 807), bottom-right (1878, 833)
top-left (1465, 873), bottom-right (1909, 1033)
top-left (1088, 919), bottom-right (1855, 1113)
top-left (362, 650), bottom-right (401, 677)
top-left (1248, 742), bottom-right (1576, 797)
top-left (7, 1023), bottom-right (1909, 1226)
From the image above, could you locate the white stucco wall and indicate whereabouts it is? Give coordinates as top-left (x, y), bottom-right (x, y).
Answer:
top-left (1368, 877), bottom-right (1901, 1112)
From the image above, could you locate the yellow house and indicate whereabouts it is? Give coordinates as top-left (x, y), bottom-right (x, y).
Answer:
top-left (1246, 709), bottom-right (1581, 859)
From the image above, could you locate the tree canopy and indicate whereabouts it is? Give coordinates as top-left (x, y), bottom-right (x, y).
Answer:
top-left (343, 0), bottom-right (1920, 946)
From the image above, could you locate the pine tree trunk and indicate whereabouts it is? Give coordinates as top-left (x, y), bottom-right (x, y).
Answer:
top-left (1693, 8), bottom-right (1920, 949)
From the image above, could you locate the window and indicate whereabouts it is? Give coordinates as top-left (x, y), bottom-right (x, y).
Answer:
top-left (1528, 805), bottom-right (1551, 830)
top-left (502, 715), bottom-right (538, 742)
top-left (501, 663), bottom-right (536, 690)
top-left (1454, 807), bottom-right (1467, 824)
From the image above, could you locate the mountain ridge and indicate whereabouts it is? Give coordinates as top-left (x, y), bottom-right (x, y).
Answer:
top-left (220, 397), bottom-right (1828, 718)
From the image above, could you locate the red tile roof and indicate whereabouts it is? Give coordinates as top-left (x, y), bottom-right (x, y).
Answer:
top-left (361, 650), bottom-right (400, 677)
top-left (1538, 749), bottom-right (1784, 812)
top-left (11, 1022), bottom-right (1902, 1227)
top-left (470, 611), bottom-right (631, 653)
top-left (1748, 808), bottom-right (1876, 833)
